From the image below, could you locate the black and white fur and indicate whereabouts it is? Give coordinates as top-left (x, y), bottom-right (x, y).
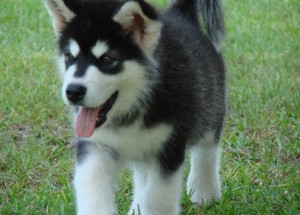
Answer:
top-left (45, 0), bottom-right (226, 214)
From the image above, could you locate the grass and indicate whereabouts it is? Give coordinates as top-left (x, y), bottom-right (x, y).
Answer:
top-left (0, 0), bottom-right (299, 214)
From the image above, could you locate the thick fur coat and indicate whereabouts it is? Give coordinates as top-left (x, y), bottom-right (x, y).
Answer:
top-left (45, 0), bottom-right (226, 214)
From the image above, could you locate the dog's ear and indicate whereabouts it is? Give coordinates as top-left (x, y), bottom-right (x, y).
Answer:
top-left (113, 0), bottom-right (161, 54)
top-left (45, 0), bottom-right (77, 36)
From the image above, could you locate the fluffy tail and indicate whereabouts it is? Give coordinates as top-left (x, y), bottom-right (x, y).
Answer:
top-left (172, 0), bottom-right (225, 51)
top-left (199, 0), bottom-right (225, 51)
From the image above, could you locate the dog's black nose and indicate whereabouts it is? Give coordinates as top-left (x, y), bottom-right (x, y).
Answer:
top-left (66, 84), bottom-right (86, 103)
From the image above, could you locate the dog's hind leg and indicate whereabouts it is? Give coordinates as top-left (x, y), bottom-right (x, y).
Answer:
top-left (74, 140), bottom-right (121, 215)
top-left (186, 132), bottom-right (221, 205)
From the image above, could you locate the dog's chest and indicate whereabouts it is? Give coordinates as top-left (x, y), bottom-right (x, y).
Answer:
top-left (89, 120), bottom-right (173, 160)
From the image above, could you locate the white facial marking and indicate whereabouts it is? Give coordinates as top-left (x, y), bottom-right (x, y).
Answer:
top-left (91, 41), bottom-right (108, 59)
top-left (61, 64), bottom-right (79, 104)
top-left (81, 65), bottom-right (117, 107)
top-left (70, 39), bottom-right (80, 58)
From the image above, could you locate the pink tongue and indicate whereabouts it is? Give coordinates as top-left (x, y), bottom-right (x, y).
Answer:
top-left (76, 107), bottom-right (100, 137)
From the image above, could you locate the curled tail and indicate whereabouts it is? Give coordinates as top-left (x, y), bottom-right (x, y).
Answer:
top-left (172, 0), bottom-right (225, 51)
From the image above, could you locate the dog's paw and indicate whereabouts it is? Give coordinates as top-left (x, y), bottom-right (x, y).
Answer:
top-left (186, 174), bottom-right (221, 206)
top-left (188, 188), bottom-right (221, 206)
top-left (77, 210), bottom-right (116, 215)
top-left (127, 204), bottom-right (141, 215)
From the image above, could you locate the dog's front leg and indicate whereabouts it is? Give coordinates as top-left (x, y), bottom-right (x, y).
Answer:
top-left (129, 161), bottom-right (184, 215)
top-left (74, 141), bottom-right (121, 215)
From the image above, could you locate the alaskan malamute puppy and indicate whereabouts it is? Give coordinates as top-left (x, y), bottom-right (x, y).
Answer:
top-left (45, 0), bottom-right (226, 214)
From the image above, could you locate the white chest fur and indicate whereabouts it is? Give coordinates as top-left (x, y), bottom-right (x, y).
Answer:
top-left (87, 119), bottom-right (173, 161)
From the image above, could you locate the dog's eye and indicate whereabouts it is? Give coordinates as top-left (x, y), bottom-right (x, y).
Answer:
top-left (99, 54), bottom-right (116, 65)
top-left (64, 52), bottom-right (76, 66)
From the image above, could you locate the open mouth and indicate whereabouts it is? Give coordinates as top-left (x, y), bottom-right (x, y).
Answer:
top-left (75, 91), bottom-right (118, 137)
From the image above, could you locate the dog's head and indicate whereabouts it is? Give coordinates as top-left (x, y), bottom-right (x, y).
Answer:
top-left (45, 0), bottom-right (161, 137)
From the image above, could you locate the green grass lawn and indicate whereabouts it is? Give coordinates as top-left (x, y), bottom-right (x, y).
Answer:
top-left (0, 0), bottom-right (299, 214)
